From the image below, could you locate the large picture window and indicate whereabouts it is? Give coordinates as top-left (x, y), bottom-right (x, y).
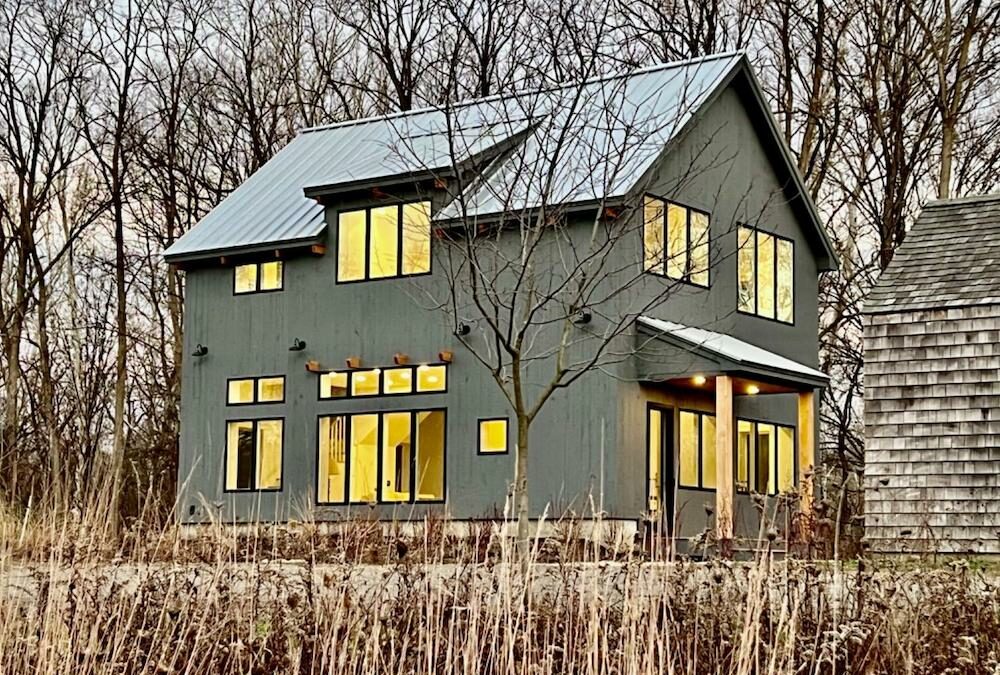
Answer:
top-left (234, 261), bottom-right (283, 294)
top-left (337, 201), bottom-right (431, 282)
top-left (642, 195), bottom-right (710, 287)
top-left (318, 409), bottom-right (445, 504)
top-left (319, 364), bottom-right (447, 399)
top-left (225, 419), bottom-right (283, 491)
top-left (678, 410), bottom-right (716, 489)
top-left (737, 226), bottom-right (794, 323)
top-left (736, 419), bottom-right (796, 495)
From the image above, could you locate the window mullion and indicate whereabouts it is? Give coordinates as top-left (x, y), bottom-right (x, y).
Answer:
top-left (685, 209), bottom-right (692, 281)
top-left (661, 204), bottom-right (668, 276)
top-left (410, 411), bottom-right (418, 503)
top-left (773, 234), bottom-right (779, 319)
top-left (345, 415), bottom-right (353, 504)
top-left (364, 208), bottom-right (371, 282)
top-left (396, 204), bottom-right (404, 277)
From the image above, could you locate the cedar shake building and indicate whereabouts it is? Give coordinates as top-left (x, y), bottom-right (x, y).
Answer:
top-left (864, 194), bottom-right (1000, 554)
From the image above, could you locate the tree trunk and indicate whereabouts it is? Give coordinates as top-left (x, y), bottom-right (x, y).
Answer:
top-left (515, 415), bottom-right (530, 562)
top-left (109, 199), bottom-right (128, 533)
top-left (938, 119), bottom-right (954, 199)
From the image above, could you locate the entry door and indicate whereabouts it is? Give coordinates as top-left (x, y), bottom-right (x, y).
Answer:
top-left (646, 404), bottom-right (675, 533)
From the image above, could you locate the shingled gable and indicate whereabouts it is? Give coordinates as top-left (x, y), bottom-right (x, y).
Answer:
top-left (865, 193), bottom-right (1000, 314)
top-left (163, 52), bottom-right (838, 270)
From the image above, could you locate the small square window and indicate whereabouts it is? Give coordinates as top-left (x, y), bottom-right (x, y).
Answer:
top-left (234, 265), bottom-right (258, 294)
top-left (478, 418), bottom-right (509, 454)
top-left (416, 365), bottom-right (447, 392)
top-left (351, 369), bottom-right (380, 396)
top-left (383, 367), bottom-right (414, 395)
top-left (228, 379), bottom-right (255, 404)
top-left (320, 371), bottom-right (349, 399)
top-left (257, 377), bottom-right (285, 403)
top-left (259, 261), bottom-right (283, 291)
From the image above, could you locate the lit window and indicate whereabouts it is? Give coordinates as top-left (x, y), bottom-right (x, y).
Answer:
top-left (647, 407), bottom-right (662, 512)
top-left (351, 369), bottom-right (380, 396)
top-left (737, 226), bottom-right (794, 324)
top-left (416, 364), bottom-right (447, 392)
top-left (225, 419), bottom-right (282, 491)
top-left (678, 410), bottom-right (716, 489)
top-left (383, 367), bottom-right (414, 395)
top-left (319, 371), bottom-right (348, 398)
top-left (478, 418), bottom-right (509, 454)
top-left (234, 261), bottom-right (283, 294)
top-left (227, 376), bottom-right (284, 405)
top-left (641, 195), bottom-right (710, 287)
top-left (317, 409), bottom-right (446, 504)
top-left (336, 201), bottom-right (432, 282)
top-left (736, 419), bottom-right (796, 495)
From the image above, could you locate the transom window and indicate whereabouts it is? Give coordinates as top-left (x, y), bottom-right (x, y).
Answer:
top-left (234, 261), bottom-right (283, 294)
top-left (227, 376), bottom-right (285, 405)
top-left (737, 419), bottom-right (796, 495)
top-left (319, 364), bottom-right (447, 399)
top-left (337, 201), bottom-right (431, 282)
top-left (317, 409), bottom-right (446, 504)
top-left (478, 418), bottom-right (509, 454)
top-left (642, 195), bottom-right (710, 287)
top-left (225, 419), bottom-right (283, 491)
top-left (678, 410), bottom-right (716, 489)
top-left (737, 226), bottom-right (794, 323)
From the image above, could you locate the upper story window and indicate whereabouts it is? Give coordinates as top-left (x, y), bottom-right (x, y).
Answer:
top-left (227, 375), bottom-right (285, 405)
top-left (337, 201), bottom-right (431, 282)
top-left (737, 225), bottom-right (794, 323)
top-left (319, 364), bottom-right (447, 399)
top-left (642, 195), bottom-right (710, 287)
top-left (736, 419), bottom-right (795, 495)
top-left (234, 261), bottom-right (283, 294)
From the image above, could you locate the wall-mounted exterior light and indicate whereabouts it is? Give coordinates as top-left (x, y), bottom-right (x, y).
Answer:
top-left (192, 344), bottom-right (208, 357)
top-left (289, 338), bottom-right (307, 351)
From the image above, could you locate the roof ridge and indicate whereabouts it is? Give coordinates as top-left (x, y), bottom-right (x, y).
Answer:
top-left (924, 192), bottom-right (1000, 207)
top-left (299, 52), bottom-right (745, 136)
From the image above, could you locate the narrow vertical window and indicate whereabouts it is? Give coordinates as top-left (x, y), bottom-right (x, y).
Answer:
top-left (318, 415), bottom-right (347, 503)
top-left (678, 411), bottom-right (699, 487)
top-left (701, 414), bottom-right (717, 490)
top-left (259, 261), bottom-right (283, 291)
top-left (642, 197), bottom-right (664, 274)
top-left (349, 414), bottom-right (379, 503)
top-left (737, 226), bottom-right (756, 313)
top-left (757, 233), bottom-right (775, 319)
top-left (776, 239), bottom-right (794, 323)
top-left (369, 205), bottom-right (399, 279)
top-left (777, 426), bottom-right (796, 493)
top-left (689, 211), bottom-right (710, 286)
top-left (225, 419), bottom-right (282, 491)
top-left (401, 202), bottom-right (431, 275)
top-left (415, 410), bottom-right (445, 501)
top-left (337, 209), bottom-right (367, 282)
top-left (647, 408), bottom-right (662, 511)
top-left (736, 419), bottom-right (754, 492)
top-left (478, 418), bottom-right (509, 454)
top-left (381, 412), bottom-right (412, 502)
top-left (756, 423), bottom-right (776, 494)
top-left (666, 203), bottom-right (688, 280)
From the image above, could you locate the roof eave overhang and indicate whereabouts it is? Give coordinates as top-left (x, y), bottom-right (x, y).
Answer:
top-left (431, 194), bottom-right (628, 227)
top-left (303, 168), bottom-right (448, 200)
top-left (164, 234), bottom-right (325, 267)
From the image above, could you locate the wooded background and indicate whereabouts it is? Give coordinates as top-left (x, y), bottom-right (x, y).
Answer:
top-left (1, 0), bottom-right (998, 522)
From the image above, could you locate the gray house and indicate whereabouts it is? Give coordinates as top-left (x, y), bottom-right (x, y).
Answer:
top-left (165, 53), bottom-right (836, 546)
top-left (865, 194), bottom-right (1000, 554)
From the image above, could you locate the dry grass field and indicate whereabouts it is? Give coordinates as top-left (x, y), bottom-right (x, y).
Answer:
top-left (2, 501), bottom-right (999, 675)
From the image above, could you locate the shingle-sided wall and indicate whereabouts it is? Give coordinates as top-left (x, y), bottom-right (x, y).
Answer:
top-left (864, 305), bottom-right (1000, 555)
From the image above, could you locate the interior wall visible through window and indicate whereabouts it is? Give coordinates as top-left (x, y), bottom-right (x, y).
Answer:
top-left (678, 410), bottom-right (716, 490)
top-left (737, 225), bottom-right (794, 323)
top-left (736, 418), bottom-right (796, 495)
top-left (642, 195), bottom-right (710, 287)
top-left (336, 201), bottom-right (431, 283)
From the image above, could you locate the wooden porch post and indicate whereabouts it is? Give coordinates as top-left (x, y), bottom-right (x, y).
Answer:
top-left (715, 375), bottom-right (734, 553)
top-left (797, 389), bottom-right (816, 517)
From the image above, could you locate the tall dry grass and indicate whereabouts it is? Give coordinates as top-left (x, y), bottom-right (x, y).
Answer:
top-left (2, 498), bottom-right (1000, 674)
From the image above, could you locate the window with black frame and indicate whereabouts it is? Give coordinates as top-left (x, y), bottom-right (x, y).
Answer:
top-left (736, 419), bottom-right (796, 494)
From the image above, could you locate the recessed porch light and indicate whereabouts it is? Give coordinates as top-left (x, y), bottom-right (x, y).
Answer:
top-left (692, 375), bottom-right (707, 386)
top-left (746, 384), bottom-right (760, 395)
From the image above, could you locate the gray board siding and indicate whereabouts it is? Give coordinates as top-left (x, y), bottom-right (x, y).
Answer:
top-left (864, 305), bottom-right (1000, 555)
top-left (177, 78), bottom-right (824, 531)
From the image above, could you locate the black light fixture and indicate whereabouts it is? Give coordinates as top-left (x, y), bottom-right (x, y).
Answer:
top-left (573, 309), bottom-right (592, 324)
top-left (289, 338), bottom-right (307, 352)
top-left (454, 322), bottom-right (471, 337)
top-left (192, 344), bottom-right (208, 357)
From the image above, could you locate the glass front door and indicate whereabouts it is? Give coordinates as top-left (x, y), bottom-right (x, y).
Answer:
top-left (646, 404), bottom-right (674, 533)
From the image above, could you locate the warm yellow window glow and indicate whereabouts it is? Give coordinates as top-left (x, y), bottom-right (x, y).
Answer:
top-left (678, 411), bottom-right (699, 488)
top-left (228, 379), bottom-right (255, 404)
top-left (257, 377), bottom-right (284, 402)
top-left (401, 202), bottom-right (431, 275)
top-left (318, 415), bottom-right (347, 503)
top-left (701, 415), bottom-right (717, 490)
top-left (641, 195), bottom-right (709, 287)
top-left (383, 367), bottom-right (414, 395)
top-left (479, 419), bottom-right (509, 454)
top-left (369, 205), bottom-right (399, 278)
top-left (416, 411), bottom-right (445, 501)
top-left (777, 426), bottom-right (795, 492)
top-left (777, 239), bottom-right (794, 323)
top-left (737, 420), bottom-right (753, 492)
top-left (690, 211), bottom-right (709, 286)
top-left (647, 408), bottom-right (662, 512)
top-left (337, 209), bottom-right (367, 282)
top-left (642, 197), bottom-right (664, 274)
top-left (757, 423), bottom-right (776, 494)
top-left (259, 261), bottom-right (283, 291)
top-left (351, 369), bottom-right (380, 396)
top-left (234, 264), bottom-right (258, 294)
top-left (666, 203), bottom-right (688, 280)
top-left (416, 364), bottom-right (447, 392)
top-left (757, 233), bottom-right (775, 319)
top-left (225, 419), bottom-right (282, 491)
top-left (738, 226), bottom-right (755, 313)
top-left (349, 414), bottom-right (379, 502)
top-left (381, 412), bottom-right (412, 502)
top-left (319, 371), bottom-right (349, 399)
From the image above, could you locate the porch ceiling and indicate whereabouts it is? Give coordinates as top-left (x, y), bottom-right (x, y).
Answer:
top-left (635, 316), bottom-right (829, 391)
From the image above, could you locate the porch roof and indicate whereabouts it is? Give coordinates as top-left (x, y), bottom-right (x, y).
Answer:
top-left (635, 316), bottom-right (829, 390)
